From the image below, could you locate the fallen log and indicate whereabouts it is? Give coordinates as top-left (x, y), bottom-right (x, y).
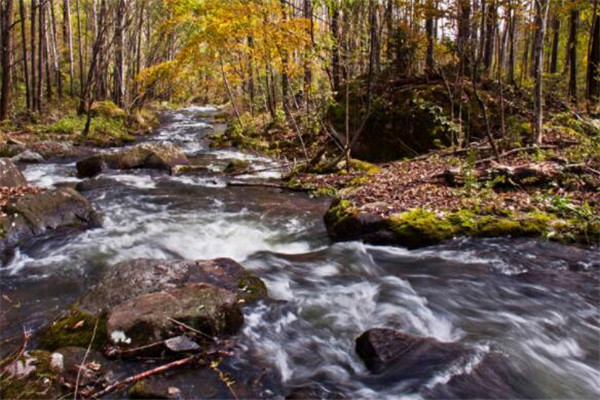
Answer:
top-left (444, 161), bottom-right (576, 187)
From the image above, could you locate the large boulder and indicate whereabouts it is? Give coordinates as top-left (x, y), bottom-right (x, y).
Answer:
top-left (0, 158), bottom-right (28, 187)
top-left (76, 143), bottom-right (189, 178)
top-left (355, 328), bottom-right (463, 374)
top-left (79, 258), bottom-right (267, 314)
top-left (355, 328), bottom-right (537, 398)
top-left (107, 283), bottom-right (243, 348)
top-left (39, 258), bottom-right (267, 355)
top-left (1, 188), bottom-right (100, 261)
top-left (76, 155), bottom-right (107, 178)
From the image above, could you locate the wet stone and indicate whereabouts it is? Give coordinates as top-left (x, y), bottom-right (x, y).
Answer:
top-left (165, 335), bottom-right (201, 352)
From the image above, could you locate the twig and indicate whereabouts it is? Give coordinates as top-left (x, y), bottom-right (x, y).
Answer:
top-left (104, 340), bottom-right (165, 358)
top-left (83, 351), bottom-right (233, 399)
top-left (167, 317), bottom-right (215, 342)
top-left (474, 145), bottom-right (557, 166)
top-left (74, 318), bottom-right (99, 399)
top-left (226, 181), bottom-right (312, 191)
top-left (0, 327), bottom-right (31, 373)
top-left (83, 355), bottom-right (196, 398)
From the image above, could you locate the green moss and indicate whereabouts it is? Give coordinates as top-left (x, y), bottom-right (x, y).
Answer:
top-left (38, 309), bottom-right (108, 351)
top-left (349, 159), bottom-right (381, 175)
top-left (387, 209), bottom-right (457, 247)
top-left (237, 272), bottom-right (268, 303)
top-left (349, 176), bottom-right (369, 186)
top-left (324, 199), bottom-right (359, 229)
top-left (0, 350), bottom-right (60, 400)
top-left (474, 217), bottom-right (525, 237)
top-left (224, 159), bottom-right (250, 174)
top-left (311, 186), bottom-right (338, 197)
top-left (91, 100), bottom-right (127, 119)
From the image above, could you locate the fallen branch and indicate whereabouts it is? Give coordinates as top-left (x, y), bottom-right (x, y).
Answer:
top-left (167, 317), bottom-right (215, 342)
top-left (226, 181), bottom-right (313, 192)
top-left (104, 340), bottom-right (165, 358)
top-left (474, 145), bottom-right (557, 166)
top-left (82, 351), bottom-right (232, 399)
top-left (74, 318), bottom-right (100, 399)
top-left (0, 327), bottom-right (31, 373)
top-left (82, 355), bottom-right (195, 398)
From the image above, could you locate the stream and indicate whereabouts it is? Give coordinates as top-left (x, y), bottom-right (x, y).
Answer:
top-left (1, 106), bottom-right (599, 399)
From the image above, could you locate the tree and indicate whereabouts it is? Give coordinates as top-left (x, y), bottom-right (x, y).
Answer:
top-left (567, 0), bottom-right (579, 102)
top-left (533, 0), bottom-right (551, 144)
top-left (587, 0), bottom-right (599, 104)
top-left (0, 0), bottom-right (14, 120)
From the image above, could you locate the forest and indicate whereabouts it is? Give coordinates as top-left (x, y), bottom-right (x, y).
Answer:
top-left (0, 1), bottom-right (599, 400)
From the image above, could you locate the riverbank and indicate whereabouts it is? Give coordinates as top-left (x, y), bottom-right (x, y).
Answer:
top-left (1, 107), bottom-right (599, 399)
top-left (0, 100), bottom-right (165, 158)
top-left (211, 109), bottom-right (600, 248)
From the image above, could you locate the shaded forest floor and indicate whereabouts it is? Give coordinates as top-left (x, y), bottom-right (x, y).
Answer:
top-left (211, 78), bottom-right (600, 245)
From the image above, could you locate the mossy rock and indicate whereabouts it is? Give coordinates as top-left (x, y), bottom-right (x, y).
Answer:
top-left (325, 200), bottom-right (595, 247)
top-left (224, 159), bottom-right (250, 174)
top-left (237, 271), bottom-right (268, 303)
top-left (38, 309), bottom-right (108, 351)
top-left (0, 350), bottom-right (61, 400)
top-left (91, 100), bottom-right (127, 119)
top-left (106, 283), bottom-right (244, 348)
top-left (387, 209), bottom-right (457, 247)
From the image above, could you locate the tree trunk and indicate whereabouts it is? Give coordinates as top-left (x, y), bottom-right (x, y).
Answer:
top-left (31, 0), bottom-right (38, 111)
top-left (113, 0), bottom-right (125, 107)
top-left (567, 2), bottom-right (579, 102)
top-left (533, 0), bottom-right (550, 145)
top-left (37, 0), bottom-right (45, 109)
top-left (550, 13), bottom-right (560, 73)
top-left (425, 0), bottom-right (435, 70)
top-left (458, 0), bottom-right (472, 76)
top-left (483, 0), bottom-right (497, 75)
top-left (303, 0), bottom-right (313, 108)
top-left (49, 0), bottom-right (62, 98)
top-left (508, 0), bottom-right (517, 83)
top-left (75, 0), bottom-right (84, 94)
top-left (0, 0), bottom-right (14, 120)
top-left (63, 0), bottom-right (74, 96)
top-left (331, 3), bottom-right (341, 93)
top-left (19, 0), bottom-right (31, 110)
top-left (588, 1), bottom-right (599, 104)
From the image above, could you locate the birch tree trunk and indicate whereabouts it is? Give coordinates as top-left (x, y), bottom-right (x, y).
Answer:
top-left (533, 0), bottom-right (550, 145)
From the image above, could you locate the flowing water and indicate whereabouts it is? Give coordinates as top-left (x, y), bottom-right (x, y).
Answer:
top-left (1, 107), bottom-right (599, 399)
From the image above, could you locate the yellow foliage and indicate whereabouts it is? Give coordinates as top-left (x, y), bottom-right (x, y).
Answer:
top-left (137, 0), bottom-right (311, 99)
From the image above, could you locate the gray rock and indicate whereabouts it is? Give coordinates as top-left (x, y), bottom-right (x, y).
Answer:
top-left (76, 143), bottom-right (189, 178)
top-left (164, 335), bottom-right (201, 352)
top-left (79, 258), bottom-right (267, 314)
top-left (1, 188), bottom-right (100, 261)
top-left (0, 158), bottom-right (28, 187)
top-left (107, 283), bottom-right (243, 348)
top-left (11, 150), bottom-right (45, 163)
top-left (76, 155), bottom-right (107, 178)
top-left (355, 328), bottom-right (463, 373)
